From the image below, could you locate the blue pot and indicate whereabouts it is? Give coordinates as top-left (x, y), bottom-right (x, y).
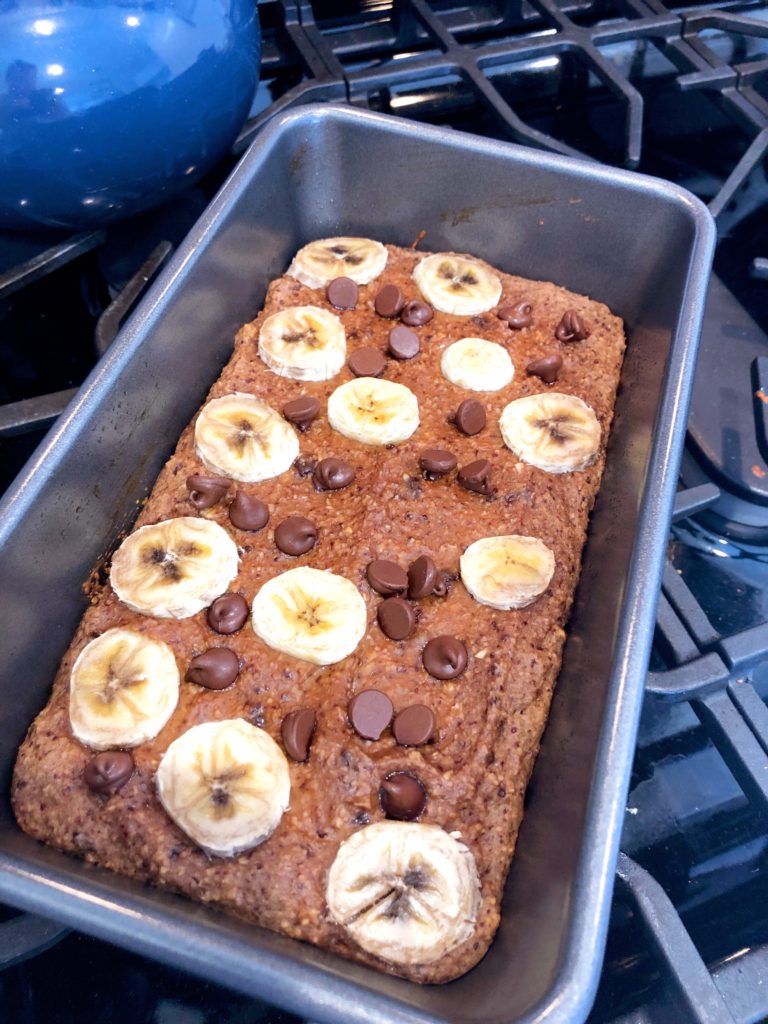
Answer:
top-left (0, 1), bottom-right (259, 231)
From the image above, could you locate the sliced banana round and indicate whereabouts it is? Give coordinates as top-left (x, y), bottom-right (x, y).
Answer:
top-left (499, 392), bottom-right (601, 474)
top-left (251, 566), bottom-right (367, 666)
top-left (441, 337), bottom-right (514, 392)
top-left (195, 392), bottom-right (299, 482)
top-left (287, 237), bottom-right (388, 289)
top-left (110, 517), bottom-right (239, 619)
top-left (70, 628), bottom-right (180, 750)
top-left (327, 377), bottom-right (419, 446)
top-left (258, 306), bottom-right (346, 382)
top-left (412, 253), bottom-right (502, 315)
top-left (156, 719), bottom-right (290, 857)
top-left (460, 535), bottom-right (555, 610)
top-left (326, 821), bottom-right (480, 966)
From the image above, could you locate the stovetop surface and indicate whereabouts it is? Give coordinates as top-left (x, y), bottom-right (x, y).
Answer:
top-left (2, 2), bottom-right (768, 1022)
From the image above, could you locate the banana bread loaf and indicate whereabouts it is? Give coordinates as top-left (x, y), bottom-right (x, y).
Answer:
top-left (12, 238), bottom-right (625, 983)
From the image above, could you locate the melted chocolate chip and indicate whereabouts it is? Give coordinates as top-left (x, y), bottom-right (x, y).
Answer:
top-left (294, 455), bottom-right (318, 478)
top-left (458, 459), bottom-right (493, 495)
top-left (84, 751), bottom-right (134, 795)
top-left (375, 284), bottom-right (405, 318)
top-left (228, 492), bottom-right (269, 532)
top-left (422, 635), bottom-right (468, 679)
top-left (348, 347), bottom-right (386, 378)
top-left (185, 647), bottom-right (240, 690)
top-left (432, 569), bottom-right (454, 598)
top-left (274, 515), bottom-right (318, 556)
top-left (419, 449), bottom-right (457, 479)
top-left (377, 596), bottom-right (416, 640)
top-left (379, 772), bottom-right (427, 820)
top-left (555, 309), bottom-right (590, 342)
top-left (281, 709), bottom-right (317, 762)
top-left (348, 690), bottom-right (394, 740)
top-left (388, 325), bottom-right (420, 360)
top-left (186, 474), bottom-right (230, 510)
top-left (207, 593), bottom-right (249, 634)
top-left (313, 457), bottom-right (355, 491)
top-left (393, 705), bottom-right (436, 746)
top-left (326, 276), bottom-right (359, 310)
top-left (451, 399), bottom-right (486, 436)
top-left (282, 395), bottom-right (320, 431)
top-left (408, 554), bottom-right (438, 599)
top-left (400, 300), bottom-right (433, 326)
top-left (366, 559), bottom-right (408, 596)
top-left (498, 301), bottom-right (533, 329)
top-left (526, 353), bottom-right (563, 384)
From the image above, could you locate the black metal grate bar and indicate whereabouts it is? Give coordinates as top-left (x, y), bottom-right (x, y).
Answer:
top-left (94, 241), bottom-right (173, 356)
top-left (0, 231), bottom-right (105, 302)
top-left (0, 389), bottom-right (79, 440)
top-left (615, 854), bottom-right (736, 1024)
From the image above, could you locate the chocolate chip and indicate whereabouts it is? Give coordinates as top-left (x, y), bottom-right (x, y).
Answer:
top-left (458, 459), bottom-right (493, 495)
top-left (186, 474), bottom-right (229, 510)
top-left (555, 309), bottom-right (590, 342)
top-left (207, 593), bottom-right (249, 634)
top-left (282, 395), bottom-right (320, 432)
top-left (498, 301), bottom-right (533, 329)
top-left (375, 284), bottom-right (405, 318)
top-left (84, 751), bottom-right (134, 795)
top-left (348, 347), bottom-right (386, 378)
top-left (388, 325), bottom-right (420, 360)
top-left (348, 690), bottom-right (394, 740)
top-left (185, 647), bottom-right (239, 690)
top-left (419, 449), bottom-right (457, 479)
top-left (393, 705), bottom-right (436, 746)
top-left (377, 596), bottom-right (416, 640)
top-left (526, 353), bottom-right (563, 384)
top-left (313, 457), bottom-right (355, 491)
top-left (281, 709), bottom-right (317, 762)
top-left (408, 554), bottom-right (438, 599)
top-left (422, 635), bottom-right (468, 679)
top-left (274, 515), bottom-right (318, 555)
top-left (294, 455), bottom-right (318, 478)
top-left (432, 570), bottom-right (453, 597)
top-left (400, 300), bottom-right (433, 326)
top-left (326, 276), bottom-right (358, 310)
top-left (366, 559), bottom-right (408, 596)
top-left (379, 772), bottom-right (426, 820)
top-left (228, 492), bottom-right (269, 532)
top-left (451, 399), bottom-right (486, 436)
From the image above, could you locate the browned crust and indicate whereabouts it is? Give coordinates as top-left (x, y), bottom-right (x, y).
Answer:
top-left (12, 243), bottom-right (625, 983)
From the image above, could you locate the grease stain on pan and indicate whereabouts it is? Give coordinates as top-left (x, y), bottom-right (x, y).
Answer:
top-left (439, 195), bottom-right (558, 226)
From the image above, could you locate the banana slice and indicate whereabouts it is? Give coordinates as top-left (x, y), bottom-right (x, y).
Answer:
top-left (441, 337), bottom-right (514, 392)
top-left (326, 821), bottom-right (480, 966)
top-left (110, 517), bottom-right (239, 619)
top-left (327, 377), bottom-right (419, 446)
top-left (287, 237), bottom-right (388, 289)
top-left (460, 535), bottom-right (555, 610)
top-left (258, 306), bottom-right (346, 382)
top-left (156, 719), bottom-right (290, 857)
top-left (499, 392), bottom-right (601, 473)
top-left (413, 253), bottom-right (502, 315)
top-left (70, 628), bottom-right (180, 750)
top-left (251, 566), bottom-right (367, 666)
top-left (195, 392), bottom-right (299, 482)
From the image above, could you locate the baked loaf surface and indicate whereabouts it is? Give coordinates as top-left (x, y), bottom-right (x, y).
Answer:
top-left (13, 240), bottom-right (625, 984)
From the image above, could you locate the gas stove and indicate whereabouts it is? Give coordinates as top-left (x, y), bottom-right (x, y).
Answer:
top-left (1, 3), bottom-right (767, 1022)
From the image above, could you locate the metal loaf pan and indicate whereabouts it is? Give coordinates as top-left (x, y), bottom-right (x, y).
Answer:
top-left (0, 106), bottom-right (714, 1024)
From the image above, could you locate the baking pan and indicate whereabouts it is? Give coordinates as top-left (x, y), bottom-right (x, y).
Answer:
top-left (0, 105), bottom-right (714, 1024)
